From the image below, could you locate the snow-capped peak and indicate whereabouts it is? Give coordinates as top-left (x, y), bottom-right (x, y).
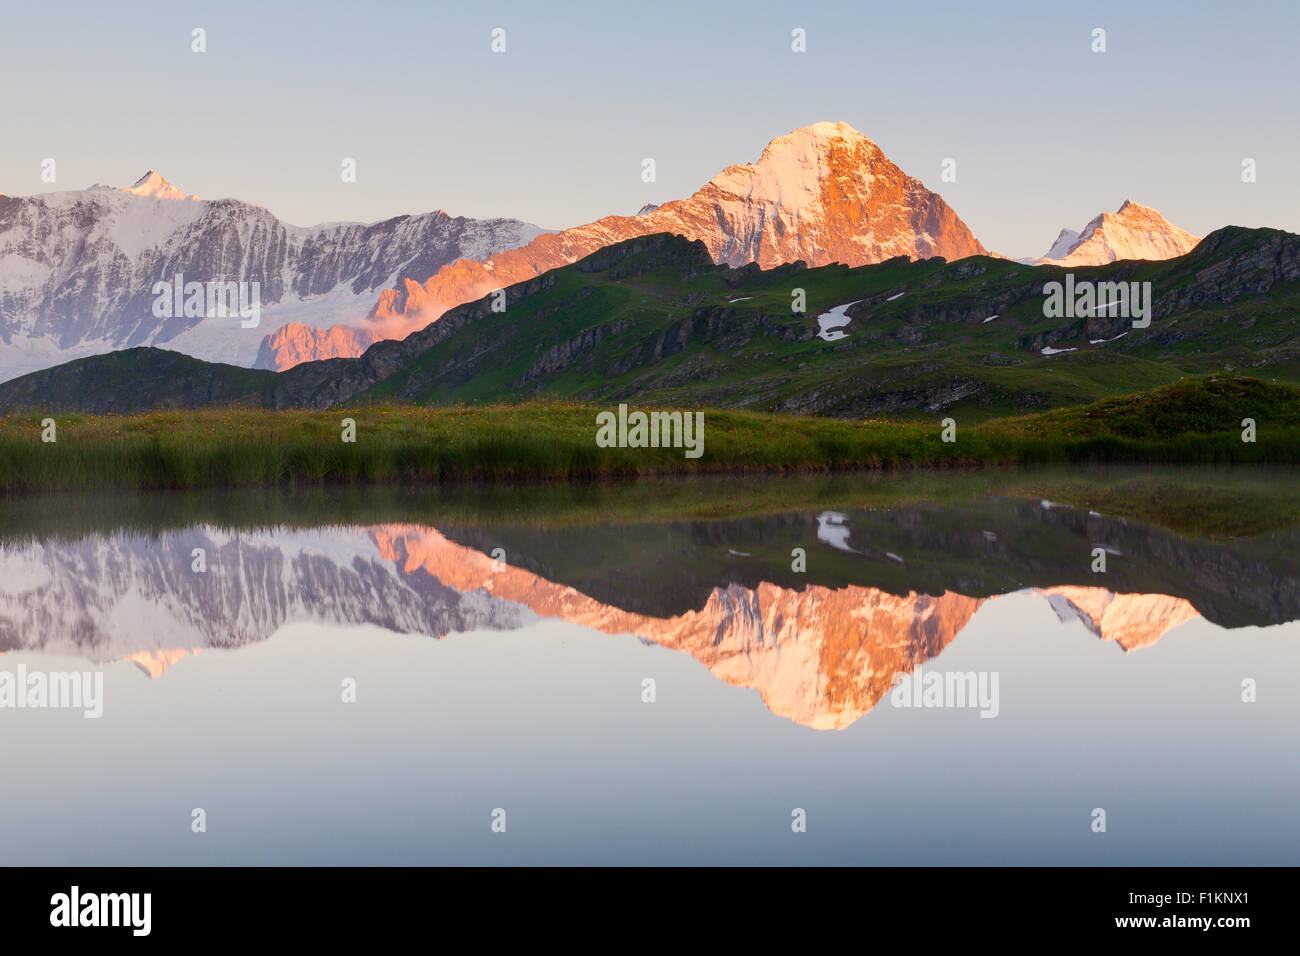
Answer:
top-left (801, 120), bottom-right (866, 140)
top-left (357, 119), bottom-right (986, 368)
top-left (1034, 200), bottom-right (1200, 266)
top-left (1043, 228), bottom-right (1082, 260)
top-left (0, 173), bottom-right (546, 382)
top-left (705, 121), bottom-right (881, 217)
top-left (123, 170), bottom-right (197, 201)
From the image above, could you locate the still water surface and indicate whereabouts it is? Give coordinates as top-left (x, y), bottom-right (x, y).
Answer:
top-left (1, 471), bottom-right (1296, 864)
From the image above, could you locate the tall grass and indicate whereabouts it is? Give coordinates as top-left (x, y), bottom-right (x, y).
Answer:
top-left (0, 377), bottom-right (1296, 493)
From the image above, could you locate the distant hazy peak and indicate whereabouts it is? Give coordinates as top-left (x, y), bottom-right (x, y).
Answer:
top-left (1043, 228), bottom-right (1082, 261)
top-left (122, 170), bottom-right (199, 201)
top-left (1035, 199), bottom-right (1200, 266)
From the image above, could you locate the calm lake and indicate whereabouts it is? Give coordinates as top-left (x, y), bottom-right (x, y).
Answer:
top-left (1, 468), bottom-right (1297, 865)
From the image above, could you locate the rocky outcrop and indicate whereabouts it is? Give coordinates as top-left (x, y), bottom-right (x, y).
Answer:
top-left (254, 323), bottom-right (375, 369)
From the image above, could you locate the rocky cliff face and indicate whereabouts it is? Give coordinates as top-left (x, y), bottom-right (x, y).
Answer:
top-left (0, 172), bottom-right (543, 379)
top-left (254, 323), bottom-right (375, 369)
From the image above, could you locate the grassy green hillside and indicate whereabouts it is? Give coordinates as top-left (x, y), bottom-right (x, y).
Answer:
top-left (358, 227), bottom-right (1300, 419)
top-left (0, 375), bottom-right (1295, 492)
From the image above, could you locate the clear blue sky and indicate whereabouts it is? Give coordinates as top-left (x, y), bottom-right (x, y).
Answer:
top-left (2, 0), bottom-right (1295, 257)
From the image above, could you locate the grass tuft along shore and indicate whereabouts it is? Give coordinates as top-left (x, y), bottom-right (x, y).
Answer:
top-left (0, 375), bottom-right (1295, 492)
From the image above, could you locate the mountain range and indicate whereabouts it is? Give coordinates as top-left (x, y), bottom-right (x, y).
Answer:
top-left (355, 122), bottom-right (986, 349)
top-left (0, 171), bottom-right (545, 380)
top-left (4, 221), bottom-right (1297, 418)
top-left (0, 122), bottom-right (1207, 384)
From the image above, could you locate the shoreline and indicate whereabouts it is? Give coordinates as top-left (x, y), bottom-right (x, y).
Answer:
top-left (0, 376), bottom-right (1296, 493)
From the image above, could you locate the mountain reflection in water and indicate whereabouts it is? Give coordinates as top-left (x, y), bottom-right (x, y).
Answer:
top-left (2, 491), bottom-right (1293, 729)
